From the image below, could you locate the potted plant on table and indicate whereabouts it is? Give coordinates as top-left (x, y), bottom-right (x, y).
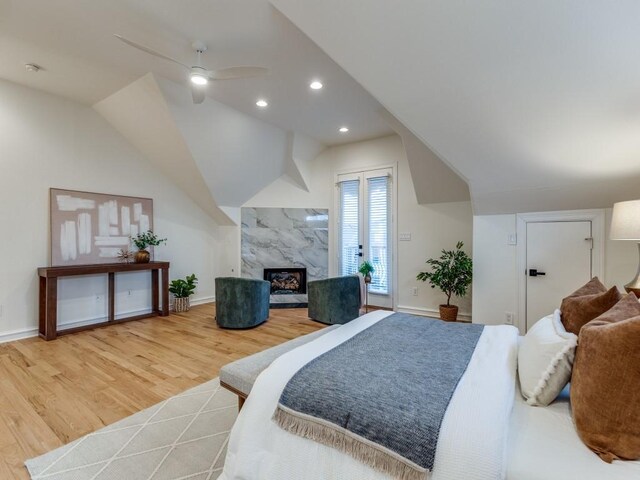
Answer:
top-left (358, 260), bottom-right (375, 284)
top-left (417, 241), bottom-right (472, 322)
top-left (169, 274), bottom-right (198, 313)
top-left (131, 230), bottom-right (166, 263)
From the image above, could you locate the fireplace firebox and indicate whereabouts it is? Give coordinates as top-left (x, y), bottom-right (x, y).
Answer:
top-left (263, 268), bottom-right (307, 295)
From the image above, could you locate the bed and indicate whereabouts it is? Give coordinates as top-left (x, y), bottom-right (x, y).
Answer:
top-left (507, 385), bottom-right (640, 479)
top-left (219, 310), bottom-right (640, 480)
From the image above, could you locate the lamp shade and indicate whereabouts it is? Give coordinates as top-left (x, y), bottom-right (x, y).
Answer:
top-left (610, 200), bottom-right (640, 240)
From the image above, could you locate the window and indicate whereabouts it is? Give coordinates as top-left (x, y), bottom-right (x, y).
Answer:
top-left (367, 176), bottom-right (389, 294)
top-left (337, 168), bottom-right (392, 305)
top-left (339, 179), bottom-right (360, 277)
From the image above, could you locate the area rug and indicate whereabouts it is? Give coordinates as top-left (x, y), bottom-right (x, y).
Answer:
top-left (25, 378), bottom-right (237, 480)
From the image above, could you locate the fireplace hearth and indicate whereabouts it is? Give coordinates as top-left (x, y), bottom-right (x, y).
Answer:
top-left (264, 268), bottom-right (307, 295)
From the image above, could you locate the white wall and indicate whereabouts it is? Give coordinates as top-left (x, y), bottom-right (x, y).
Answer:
top-left (471, 215), bottom-right (518, 327)
top-left (245, 135), bottom-right (474, 318)
top-left (472, 209), bottom-right (638, 331)
top-left (0, 79), bottom-right (220, 341)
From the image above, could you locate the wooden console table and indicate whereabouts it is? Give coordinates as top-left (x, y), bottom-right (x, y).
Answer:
top-left (38, 261), bottom-right (170, 341)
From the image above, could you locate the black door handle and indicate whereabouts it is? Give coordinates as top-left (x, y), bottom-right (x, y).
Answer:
top-left (357, 252), bottom-right (363, 257)
top-left (529, 269), bottom-right (546, 277)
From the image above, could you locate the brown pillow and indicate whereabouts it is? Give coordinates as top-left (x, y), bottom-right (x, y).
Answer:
top-left (567, 277), bottom-right (607, 297)
top-left (571, 294), bottom-right (640, 462)
top-left (560, 286), bottom-right (621, 335)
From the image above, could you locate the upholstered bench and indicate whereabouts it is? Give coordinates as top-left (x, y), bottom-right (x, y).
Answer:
top-left (220, 325), bottom-right (340, 408)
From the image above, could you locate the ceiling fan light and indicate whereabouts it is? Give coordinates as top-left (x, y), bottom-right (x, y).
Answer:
top-left (190, 73), bottom-right (208, 85)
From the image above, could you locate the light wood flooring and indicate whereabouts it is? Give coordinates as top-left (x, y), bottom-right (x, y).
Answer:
top-left (0, 304), bottom-right (324, 479)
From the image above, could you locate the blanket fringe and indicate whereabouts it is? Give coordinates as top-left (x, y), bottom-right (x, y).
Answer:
top-left (273, 406), bottom-right (428, 480)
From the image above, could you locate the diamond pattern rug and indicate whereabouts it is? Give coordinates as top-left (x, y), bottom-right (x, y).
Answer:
top-left (25, 378), bottom-right (238, 480)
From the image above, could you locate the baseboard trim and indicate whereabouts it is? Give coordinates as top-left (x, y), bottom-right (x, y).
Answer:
top-left (396, 305), bottom-right (472, 323)
top-left (0, 295), bottom-right (217, 345)
top-left (0, 327), bottom-right (39, 344)
top-left (186, 295), bottom-right (215, 307)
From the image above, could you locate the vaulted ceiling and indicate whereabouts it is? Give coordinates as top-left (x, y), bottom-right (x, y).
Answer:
top-left (271, 0), bottom-right (640, 214)
top-left (10, 1), bottom-right (631, 218)
top-left (94, 73), bottom-right (324, 225)
top-left (1, 0), bottom-right (470, 223)
top-left (0, 0), bottom-right (391, 145)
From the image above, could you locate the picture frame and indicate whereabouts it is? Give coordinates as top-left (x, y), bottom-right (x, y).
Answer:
top-left (49, 188), bottom-right (154, 266)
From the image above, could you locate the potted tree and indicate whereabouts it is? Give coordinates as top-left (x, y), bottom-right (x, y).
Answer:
top-left (131, 230), bottom-right (166, 263)
top-left (358, 260), bottom-right (374, 284)
top-left (169, 274), bottom-right (198, 313)
top-left (416, 241), bottom-right (472, 321)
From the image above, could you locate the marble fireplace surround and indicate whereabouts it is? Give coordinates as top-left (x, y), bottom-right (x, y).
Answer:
top-left (241, 208), bottom-right (329, 306)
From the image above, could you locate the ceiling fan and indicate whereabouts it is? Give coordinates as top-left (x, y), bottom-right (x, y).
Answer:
top-left (114, 34), bottom-right (269, 104)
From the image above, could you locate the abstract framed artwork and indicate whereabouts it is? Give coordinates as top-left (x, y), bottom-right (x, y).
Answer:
top-left (50, 188), bottom-right (153, 266)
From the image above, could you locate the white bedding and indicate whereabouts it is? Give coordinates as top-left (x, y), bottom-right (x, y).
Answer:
top-left (220, 311), bottom-right (519, 480)
top-left (507, 384), bottom-right (640, 480)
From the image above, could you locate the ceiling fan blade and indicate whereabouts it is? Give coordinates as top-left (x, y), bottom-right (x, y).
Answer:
top-left (208, 66), bottom-right (269, 81)
top-left (114, 34), bottom-right (190, 69)
top-left (191, 84), bottom-right (206, 104)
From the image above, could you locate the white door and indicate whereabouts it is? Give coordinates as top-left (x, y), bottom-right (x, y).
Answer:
top-left (526, 221), bottom-right (593, 330)
top-left (337, 168), bottom-right (393, 308)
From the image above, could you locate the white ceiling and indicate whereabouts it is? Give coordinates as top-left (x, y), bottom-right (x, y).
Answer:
top-left (157, 75), bottom-right (289, 207)
top-left (0, 0), bottom-right (392, 145)
top-left (271, 0), bottom-right (640, 213)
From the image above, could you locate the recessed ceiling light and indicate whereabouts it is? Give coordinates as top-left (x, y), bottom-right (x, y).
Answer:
top-left (256, 99), bottom-right (268, 108)
top-left (310, 81), bottom-right (323, 90)
top-left (339, 127), bottom-right (349, 133)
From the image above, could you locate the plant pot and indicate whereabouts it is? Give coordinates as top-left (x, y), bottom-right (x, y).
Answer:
top-left (134, 250), bottom-right (150, 263)
top-left (174, 297), bottom-right (190, 313)
top-left (364, 274), bottom-right (372, 284)
top-left (439, 304), bottom-right (459, 322)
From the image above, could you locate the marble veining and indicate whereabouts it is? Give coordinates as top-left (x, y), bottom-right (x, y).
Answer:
top-left (241, 208), bottom-right (329, 304)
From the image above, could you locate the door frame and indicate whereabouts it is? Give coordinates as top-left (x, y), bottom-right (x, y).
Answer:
top-left (333, 163), bottom-right (398, 310)
top-left (516, 209), bottom-right (605, 333)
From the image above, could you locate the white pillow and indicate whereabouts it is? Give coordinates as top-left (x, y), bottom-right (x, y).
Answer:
top-left (518, 310), bottom-right (577, 406)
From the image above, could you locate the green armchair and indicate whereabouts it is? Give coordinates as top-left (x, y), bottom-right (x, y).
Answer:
top-left (307, 275), bottom-right (361, 325)
top-left (215, 277), bottom-right (270, 329)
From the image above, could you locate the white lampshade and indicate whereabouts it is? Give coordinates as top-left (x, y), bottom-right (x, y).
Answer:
top-left (610, 200), bottom-right (640, 240)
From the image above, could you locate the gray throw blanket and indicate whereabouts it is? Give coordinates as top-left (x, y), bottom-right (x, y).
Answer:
top-left (274, 313), bottom-right (484, 480)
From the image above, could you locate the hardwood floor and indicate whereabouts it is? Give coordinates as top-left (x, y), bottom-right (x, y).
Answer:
top-left (0, 304), bottom-right (324, 479)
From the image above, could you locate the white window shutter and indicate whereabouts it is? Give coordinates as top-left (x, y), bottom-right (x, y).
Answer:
top-left (339, 179), bottom-right (360, 276)
top-left (367, 176), bottom-right (390, 294)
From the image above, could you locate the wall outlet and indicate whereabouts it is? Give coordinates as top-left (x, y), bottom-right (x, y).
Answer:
top-left (505, 311), bottom-right (515, 325)
top-left (411, 287), bottom-right (418, 296)
top-left (507, 233), bottom-right (517, 245)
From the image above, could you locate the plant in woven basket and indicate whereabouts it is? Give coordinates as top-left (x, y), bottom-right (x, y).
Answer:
top-left (417, 241), bottom-right (472, 321)
top-left (169, 274), bottom-right (198, 313)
